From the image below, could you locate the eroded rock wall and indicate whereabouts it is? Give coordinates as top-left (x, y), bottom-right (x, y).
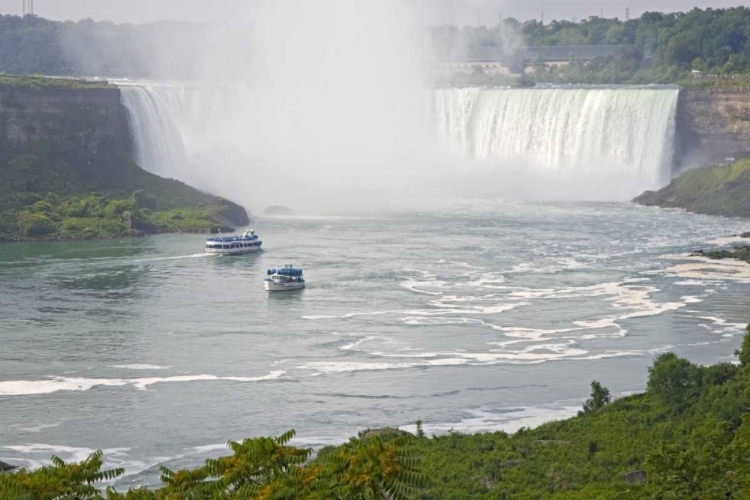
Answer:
top-left (678, 87), bottom-right (750, 169)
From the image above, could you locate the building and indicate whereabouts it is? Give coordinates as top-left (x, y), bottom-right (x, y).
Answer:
top-left (437, 45), bottom-right (625, 75)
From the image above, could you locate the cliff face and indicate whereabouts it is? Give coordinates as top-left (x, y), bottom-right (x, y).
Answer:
top-left (0, 80), bottom-right (250, 240)
top-left (0, 85), bottom-right (136, 190)
top-left (678, 87), bottom-right (750, 168)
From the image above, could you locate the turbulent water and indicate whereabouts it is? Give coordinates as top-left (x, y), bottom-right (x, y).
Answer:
top-left (1, 203), bottom-right (749, 486)
top-left (435, 87), bottom-right (679, 191)
top-left (119, 84), bottom-right (680, 203)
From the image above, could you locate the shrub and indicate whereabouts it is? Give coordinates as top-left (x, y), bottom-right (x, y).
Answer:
top-left (647, 353), bottom-right (703, 412)
top-left (103, 198), bottom-right (135, 218)
top-left (19, 213), bottom-right (56, 237)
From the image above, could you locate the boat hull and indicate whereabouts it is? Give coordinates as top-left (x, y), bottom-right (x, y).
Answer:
top-left (205, 247), bottom-right (262, 256)
top-left (264, 281), bottom-right (305, 291)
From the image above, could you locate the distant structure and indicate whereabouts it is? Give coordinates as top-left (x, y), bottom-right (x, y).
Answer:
top-left (438, 45), bottom-right (625, 75)
top-left (22, 0), bottom-right (34, 16)
top-left (625, 7), bottom-right (631, 21)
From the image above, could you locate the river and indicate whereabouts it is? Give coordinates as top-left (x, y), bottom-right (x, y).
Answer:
top-left (1, 200), bottom-right (749, 487)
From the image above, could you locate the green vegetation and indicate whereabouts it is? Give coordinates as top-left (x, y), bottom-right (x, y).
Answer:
top-left (0, 75), bottom-right (111, 90)
top-left (435, 72), bottom-right (535, 88)
top-left (634, 159), bottom-right (750, 218)
top-left (0, 191), bottom-right (240, 241)
top-left (432, 7), bottom-right (750, 85)
top-left (0, 14), bottom-right (207, 79)
top-left (4, 327), bottom-right (750, 499)
top-left (702, 246), bottom-right (750, 264)
top-left (0, 431), bottom-right (425, 500)
top-left (408, 326), bottom-right (750, 499)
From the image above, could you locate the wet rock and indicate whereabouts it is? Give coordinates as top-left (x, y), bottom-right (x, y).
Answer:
top-left (0, 460), bottom-right (16, 472)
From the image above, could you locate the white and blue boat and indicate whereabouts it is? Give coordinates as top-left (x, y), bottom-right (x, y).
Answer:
top-left (264, 265), bottom-right (305, 291)
top-left (205, 229), bottom-right (262, 255)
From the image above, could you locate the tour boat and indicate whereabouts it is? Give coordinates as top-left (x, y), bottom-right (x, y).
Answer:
top-left (205, 229), bottom-right (262, 255)
top-left (264, 265), bottom-right (305, 291)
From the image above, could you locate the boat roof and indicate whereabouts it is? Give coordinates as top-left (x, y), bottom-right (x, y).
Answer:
top-left (206, 234), bottom-right (259, 243)
top-left (268, 265), bottom-right (303, 275)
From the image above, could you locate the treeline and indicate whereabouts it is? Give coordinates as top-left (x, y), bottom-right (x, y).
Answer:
top-left (4, 8), bottom-right (750, 84)
top-left (431, 7), bottom-right (750, 84)
top-left (3, 326), bottom-right (750, 498)
top-left (0, 14), bottom-right (208, 78)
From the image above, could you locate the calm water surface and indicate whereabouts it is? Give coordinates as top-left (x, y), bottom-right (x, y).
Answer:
top-left (1, 201), bottom-right (749, 486)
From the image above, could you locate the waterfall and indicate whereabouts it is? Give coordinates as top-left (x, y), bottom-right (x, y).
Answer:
top-left (120, 86), bottom-right (189, 179)
top-left (120, 84), bottom-right (240, 184)
top-left (435, 87), bottom-right (679, 191)
top-left (119, 83), bottom-right (680, 203)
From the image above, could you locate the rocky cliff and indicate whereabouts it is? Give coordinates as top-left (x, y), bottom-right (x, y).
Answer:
top-left (677, 86), bottom-right (750, 168)
top-left (0, 77), bottom-right (250, 241)
top-left (0, 81), bottom-right (136, 190)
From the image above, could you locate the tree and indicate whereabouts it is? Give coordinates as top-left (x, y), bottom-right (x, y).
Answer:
top-left (0, 430), bottom-right (426, 500)
top-left (735, 325), bottom-right (750, 367)
top-left (581, 380), bottom-right (611, 414)
top-left (647, 353), bottom-right (703, 412)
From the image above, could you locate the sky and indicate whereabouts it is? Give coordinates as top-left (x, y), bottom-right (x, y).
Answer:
top-left (0, 0), bottom-right (747, 26)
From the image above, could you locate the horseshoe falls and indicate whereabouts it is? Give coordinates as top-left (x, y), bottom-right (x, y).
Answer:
top-left (434, 87), bottom-right (680, 195)
top-left (119, 84), bottom-right (680, 202)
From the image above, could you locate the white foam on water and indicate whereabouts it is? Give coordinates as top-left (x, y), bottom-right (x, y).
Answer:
top-left (3, 444), bottom-right (131, 468)
top-left (661, 254), bottom-right (750, 282)
top-left (341, 336), bottom-right (379, 351)
top-left (0, 371), bottom-right (285, 396)
top-left (681, 296), bottom-right (703, 304)
top-left (706, 235), bottom-right (749, 246)
top-left (16, 422), bottom-right (61, 433)
top-left (132, 253), bottom-right (208, 263)
top-left (303, 310), bottom-right (403, 320)
top-left (400, 279), bottom-right (444, 296)
top-left (111, 364), bottom-right (171, 370)
top-left (192, 443), bottom-right (230, 453)
top-left (401, 405), bottom-right (582, 436)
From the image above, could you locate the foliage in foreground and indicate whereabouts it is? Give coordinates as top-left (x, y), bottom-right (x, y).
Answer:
top-left (3, 327), bottom-right (750, 499)
top-left (408, 325), bottom-right (750, 499)
top-left (0, 431), bottom-right (425, 500)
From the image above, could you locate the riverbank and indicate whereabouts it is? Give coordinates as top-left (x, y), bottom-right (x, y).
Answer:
top-left (634, 159), bottom-right (750, 219)
top-left (4, 325), bottom-right (750, 499)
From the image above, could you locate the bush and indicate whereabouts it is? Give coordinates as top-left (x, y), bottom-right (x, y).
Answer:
top-left (18, 213), bottom-right (56, 237)
top-left (647, 353), bottom-right (703, 412)
top-left (103, 198), bottom-right (135, 218)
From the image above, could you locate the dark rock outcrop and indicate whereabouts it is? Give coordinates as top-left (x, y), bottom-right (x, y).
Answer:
top-left (0, 460), bottom-right (16, 472)
top-left (623, 470), bottom-right (647, 484)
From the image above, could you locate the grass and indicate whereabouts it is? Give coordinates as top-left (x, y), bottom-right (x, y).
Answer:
top-left (633, 159), bottom-right (750, 218)
top-left (0, 74), bottom-right (112, 90)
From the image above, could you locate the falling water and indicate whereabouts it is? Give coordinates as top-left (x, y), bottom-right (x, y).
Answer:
top-left (434, 87), bottom-right (679, 191)
top-left (120, 84), bottom-right (680, 202)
